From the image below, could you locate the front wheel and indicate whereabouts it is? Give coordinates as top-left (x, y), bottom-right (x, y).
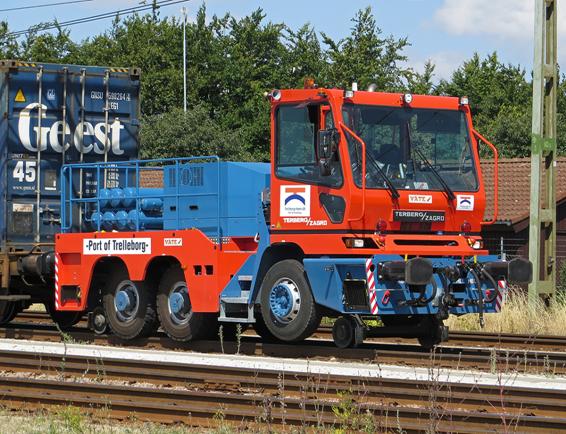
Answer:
top-left (156, 266), bottom-right (210, 342)
top-left (103, 271), bottom-right (157, 340)
top-left (259, 259), bottom-right (321, 343)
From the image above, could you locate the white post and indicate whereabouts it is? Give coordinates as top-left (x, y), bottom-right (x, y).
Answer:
top-left (182, 6), bottom-right (187, 112)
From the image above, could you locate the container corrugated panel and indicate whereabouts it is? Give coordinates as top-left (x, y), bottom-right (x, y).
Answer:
top-left (0, 60), bottom-right (140, 251)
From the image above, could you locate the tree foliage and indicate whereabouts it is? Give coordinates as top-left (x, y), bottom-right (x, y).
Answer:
top-left (1, 6), bottom-right (564, 160)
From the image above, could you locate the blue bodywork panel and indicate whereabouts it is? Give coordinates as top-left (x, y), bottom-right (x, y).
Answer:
top-left (303, 255), bottom-right (502, 315)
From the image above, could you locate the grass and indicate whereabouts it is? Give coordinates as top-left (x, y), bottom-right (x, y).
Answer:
top-left (447, 288), bottom-right (566, 335)
top-left (0, 407), bottom-right (239, 434)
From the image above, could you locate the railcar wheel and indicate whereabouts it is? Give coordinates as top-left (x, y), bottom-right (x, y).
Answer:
top-left (0, 301), bottom-right (19, 325)
top-left (103, 271), bottom-right (156, 340)
top-left (418, 316), bottom-right (445, 350)
top-left (91, 306), bottom-right (108, 335)
top-left (259, 259), bottom-right (321, 343)
top-left (156, 266), bottom-right (209, 342)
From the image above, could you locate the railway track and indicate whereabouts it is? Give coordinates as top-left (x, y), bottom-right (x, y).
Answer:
top-left (3, 318), bottom-right (566, 376)
top-left (16, 311), bottom-right (566, 352)
top-left (0, 341), bottom-right (565, 432)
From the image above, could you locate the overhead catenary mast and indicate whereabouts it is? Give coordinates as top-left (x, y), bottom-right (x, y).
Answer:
top-left (528, 0), bottom-right (558, 302)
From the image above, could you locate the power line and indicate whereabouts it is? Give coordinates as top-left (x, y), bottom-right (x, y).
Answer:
top-left (6, 0), bottom-right (190, 37)
top-left (0, 0), bottom-right (94, 13)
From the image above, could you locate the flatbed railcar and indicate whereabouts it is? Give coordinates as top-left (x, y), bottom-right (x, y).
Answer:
top-left (54, 86), bottom-right (532, 348)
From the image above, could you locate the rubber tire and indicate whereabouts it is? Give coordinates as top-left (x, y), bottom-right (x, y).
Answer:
top-left (156, 266), bottom-right (209, 342)
top-left (259, 259), bottom-right (321, 343)
top-left (103, 271), bottom-right (157, 340)
top-left (252, 312), bottom-right (277, 342)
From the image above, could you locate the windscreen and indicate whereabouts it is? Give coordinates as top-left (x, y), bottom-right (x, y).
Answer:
top-left (342, 104), bottom-right (478, 192)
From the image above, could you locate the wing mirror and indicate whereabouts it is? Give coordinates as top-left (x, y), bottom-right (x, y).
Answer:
top-left (317, 128), bottom-right (339, 176)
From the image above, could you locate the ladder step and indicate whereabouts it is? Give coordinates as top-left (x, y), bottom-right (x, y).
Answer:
top-left (218, 317), bottom-right (256, 324)
top-left (238, 275), bottom-right (253, 281)
top-left (221, 296), bottom-right (249, 304)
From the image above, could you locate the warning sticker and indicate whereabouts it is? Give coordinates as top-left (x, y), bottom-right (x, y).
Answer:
top-left (15, 89), bottom-right (25, 103)
top-left (83, 238), bottom-right (151, 255)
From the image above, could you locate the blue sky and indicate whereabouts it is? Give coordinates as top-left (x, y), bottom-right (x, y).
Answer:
top-left (4, 0), bottom-right (565, 80)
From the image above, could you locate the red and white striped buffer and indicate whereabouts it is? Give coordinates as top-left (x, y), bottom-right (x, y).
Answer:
top-left (365, 258), bottom-right (378, 315)
top-left (54, 253), bottom-right (61, 309)
top-left (495, 279), bottom-right (507, 312)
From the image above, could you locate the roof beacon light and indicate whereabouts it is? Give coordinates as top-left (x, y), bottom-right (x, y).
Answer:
top-left (303, 77), bottom-right (316, 89)
top-left (459, 96), bottom-right (469, 106)
top-left (403, 93), bottom-right (413, 104)
top-left (351, 82), bottom-right (358, 92)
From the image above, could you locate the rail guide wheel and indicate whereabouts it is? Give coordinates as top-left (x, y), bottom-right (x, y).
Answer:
top-left (332, 316), bottom-right (364, 349)
top-left (89, 306), bottom-right (108, 335)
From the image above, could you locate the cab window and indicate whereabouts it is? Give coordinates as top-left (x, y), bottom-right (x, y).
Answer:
top-left (275, 104), bottom-right (342, 188)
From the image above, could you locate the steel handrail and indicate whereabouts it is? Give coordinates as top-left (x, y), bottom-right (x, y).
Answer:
top-left (473, 130), bottom-right (499, 225)
top-left (340, 122), bottom-right (366, 222)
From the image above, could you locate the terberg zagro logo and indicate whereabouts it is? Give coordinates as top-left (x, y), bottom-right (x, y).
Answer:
top-left (17, 103), bottom-right (125, 155)
top-left (280, 185), bottom-right (311, 217)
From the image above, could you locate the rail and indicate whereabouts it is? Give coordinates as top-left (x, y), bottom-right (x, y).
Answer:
top-left (61, 156), bottom-right (222, 242)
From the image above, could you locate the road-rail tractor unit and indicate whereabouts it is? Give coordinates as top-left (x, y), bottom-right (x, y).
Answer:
top-left (54, 86), bottom-right (532, 348)
top-left (0, 60), bottom-right (140, 326)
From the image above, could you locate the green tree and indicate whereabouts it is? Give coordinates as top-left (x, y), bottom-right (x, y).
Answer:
top-left (437, 52), bottom-right (533, 157)
top-left (321, 6), bottom-right (411, 91)
top-left (140, 105), bottom-right (248, 160)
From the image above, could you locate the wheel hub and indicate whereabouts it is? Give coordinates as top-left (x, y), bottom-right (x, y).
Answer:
top-left (168, 283), bottom-right (191, 325)
top-left (113, 282), bottom-right (139, 322)
top-left (269, 279), bottom-right (300, 323)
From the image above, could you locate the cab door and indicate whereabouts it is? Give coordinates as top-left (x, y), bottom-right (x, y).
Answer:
top-left (270, 102), bottom-right (347, 232)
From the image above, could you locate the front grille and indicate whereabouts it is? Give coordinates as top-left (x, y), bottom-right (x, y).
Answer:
top-left (343, 279), bottom-right (369, 311)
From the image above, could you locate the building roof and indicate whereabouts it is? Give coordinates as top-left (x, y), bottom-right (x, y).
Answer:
top-left (481, 157), bottom-right (566, 225)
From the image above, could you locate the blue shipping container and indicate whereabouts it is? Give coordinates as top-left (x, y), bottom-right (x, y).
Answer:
top-left (0, 59), bottom-right (140, 299)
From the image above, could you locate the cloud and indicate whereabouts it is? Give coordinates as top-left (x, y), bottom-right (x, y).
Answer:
top-left (434, 0), bottom-right (565, 41)
top-left (408, 50), bottom-right (468, 82)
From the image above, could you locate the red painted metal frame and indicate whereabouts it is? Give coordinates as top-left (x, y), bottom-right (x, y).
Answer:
top-left (55, 230), bottom-right (256, 312)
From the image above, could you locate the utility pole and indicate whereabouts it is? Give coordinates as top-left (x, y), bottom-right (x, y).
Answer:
top-left (528, 0), bottom-right (558, 303)
top-left (182, 6), bottom-right (187, 112)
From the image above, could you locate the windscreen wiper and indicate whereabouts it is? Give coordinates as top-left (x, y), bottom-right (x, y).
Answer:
top-left (364, 148), bottom-right (400, 199)
top-left (412, 147), bottom-right (456, 201)
top-left (340, 123), bottom-right (400, 199)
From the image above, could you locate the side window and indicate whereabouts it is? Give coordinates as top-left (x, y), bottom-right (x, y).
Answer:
top-left (275, 104), bottom-right (342, 188)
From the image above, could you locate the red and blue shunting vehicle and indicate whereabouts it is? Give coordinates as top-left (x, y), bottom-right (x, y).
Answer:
top-left (54, 86), bottom-right (532, 348)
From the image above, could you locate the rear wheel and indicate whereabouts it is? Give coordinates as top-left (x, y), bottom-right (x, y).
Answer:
top-left (259, 260), bottom-right (321, 343)
top-left (156, 266), bottom-right (209, 342)
top-left (44, 300), bottom-right (83, 329)
top-left (103, 270), bottom-right (157, 340)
